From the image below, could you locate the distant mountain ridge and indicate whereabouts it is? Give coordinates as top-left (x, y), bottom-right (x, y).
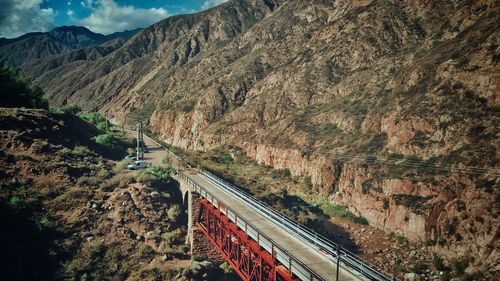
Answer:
top-left (0, 26), bottom-right (142, 66)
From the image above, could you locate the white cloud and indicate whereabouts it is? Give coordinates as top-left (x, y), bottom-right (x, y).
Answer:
top-left (67, 9), bottom-right (74, 17)
top-left (0, 0), bottom-right (55, 38)
top-left (78, 0), bottom-right (168, 34)
top-left (80, 0), bottom-right (95, 9)
top-left (202, 0), bottom-right (229, 10)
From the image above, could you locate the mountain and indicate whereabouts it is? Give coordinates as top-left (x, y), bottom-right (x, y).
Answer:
top-left (101, 27), bottom-right (143, 42)
top-left (47, 26), bottom-right (107, 48)
top-left (0, 26), bottom-right (142, 66)
top-left (4, 0), bottom-right (500, 277)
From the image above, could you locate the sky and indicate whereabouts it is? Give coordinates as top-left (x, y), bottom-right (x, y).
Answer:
top-left (0, 0), bottom-right (229, 38)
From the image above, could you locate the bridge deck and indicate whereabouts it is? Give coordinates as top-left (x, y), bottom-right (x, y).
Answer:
top-left (183, 170), bottom-right (358, 281)
top-left (140, 135), bottom-right (362, 281)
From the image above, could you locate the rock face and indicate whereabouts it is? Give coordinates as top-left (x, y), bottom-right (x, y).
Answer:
top-left (6, 0), bottom-right (500, 274)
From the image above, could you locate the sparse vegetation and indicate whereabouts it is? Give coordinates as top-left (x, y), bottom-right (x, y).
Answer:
top-left (412, 259), bottom-right (427, 274)
top-left (433, 255), bottom-right (445, 271)
top-left (361, 181), bottom-right (372, 194)
top-left (383, 198), bottom-right (389, 209)
top-left (392, 194), bottom-right (432, 214)
top-left (59, 104), bottom-right (82, 115)
top-left (393, 259), bottom-right (406, 273)
top-left (303, 176), bottom-right (312, 187)
top-left (451, 257), bottom-right (468, 277)
top-left (319, 201), bottom-right (369, 224)
top-left (271, 168), bottom-right (291, 179)
top-left (99, 173), bottom-right (135, 191)
top-left (167, 205), bottom-right (182, 223)
top-left (162, 229), bottom-right (182, 245)
top-left (392, 233), bottom-right (409, 248)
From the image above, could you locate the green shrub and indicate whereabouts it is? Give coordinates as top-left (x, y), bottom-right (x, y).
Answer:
top-left (9, 196), bottom-right (23, 208)
top-left (135, 172), bottom-right (157, 185)
top-left (92, 134), bottom-right (120, 150)
top-left (96, 122), bottom-right (108, 131)
top-left (218, 155), bottom-right (233, 164)
top-left (320, 202), bottom-right (368, 224)
top-left (115, 159), bottom-right (133, 173)
top-left (60, 105), bottom-right (82, 115)
top-left (162, 156), bottom-right (172, 166)
top-left (79, 112), bottom-right (106, 126)
top-left (145, 166), bottom-right (175, 180)
top-left (72, 145), bottom-right (91, 157)
top-left (162, 229), bottom-right (182, 246)
top-left (303, 176), bottom-right (312, 187)
top-left (219, 262), bottom-right (235, 274)
top-left (167, 205), bottom-right (182, 222)
top-left (37, 217), bottom-right (52, 230)
top-left (209, 148), bottom-right (234, 164)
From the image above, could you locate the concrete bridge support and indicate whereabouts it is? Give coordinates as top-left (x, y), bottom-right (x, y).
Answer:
top-left (175, 175), bottom-right (224, 263)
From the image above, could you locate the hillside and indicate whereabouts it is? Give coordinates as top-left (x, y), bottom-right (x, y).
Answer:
top-left (4, 0), bottom-right (500, 279)
top-left (0, 108), bottom-right (234, 280)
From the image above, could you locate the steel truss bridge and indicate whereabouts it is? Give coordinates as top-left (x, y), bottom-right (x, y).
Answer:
top-left (161, 143), bottom-right (395, 281)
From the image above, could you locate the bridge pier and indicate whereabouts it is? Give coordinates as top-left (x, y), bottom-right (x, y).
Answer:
top-left (175, 176), bottom-right (225, 263)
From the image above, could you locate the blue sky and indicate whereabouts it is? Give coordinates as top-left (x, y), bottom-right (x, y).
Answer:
top-left (0, 0), bottom-right (228, 38)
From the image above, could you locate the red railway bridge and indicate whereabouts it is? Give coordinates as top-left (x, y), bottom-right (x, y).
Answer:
top-left (156, 141), bottom-right (393, 281)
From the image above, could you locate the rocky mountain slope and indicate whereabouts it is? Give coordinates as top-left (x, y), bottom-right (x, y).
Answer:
top-left (0, 26), bottom-right (141, 67)
top-left (6, 0), bottom-right (500, 277)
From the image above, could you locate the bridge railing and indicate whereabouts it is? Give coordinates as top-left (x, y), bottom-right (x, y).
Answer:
top-left (178, 172), bottom-right (325, 281)
top-left (200, 169), bottom-right (393, 281)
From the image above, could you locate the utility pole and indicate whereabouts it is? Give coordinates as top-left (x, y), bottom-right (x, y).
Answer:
top-left (140, 120), bottom-right (144, 146)
top-left (136, 119), bottom-right (141, 161)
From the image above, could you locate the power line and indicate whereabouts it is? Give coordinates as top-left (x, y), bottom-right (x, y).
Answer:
top-left (298, 149), bottom-right (499, 177)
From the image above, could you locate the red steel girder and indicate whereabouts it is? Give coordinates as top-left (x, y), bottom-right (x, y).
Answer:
top-left (197, 198), bottom-right (298, 281)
